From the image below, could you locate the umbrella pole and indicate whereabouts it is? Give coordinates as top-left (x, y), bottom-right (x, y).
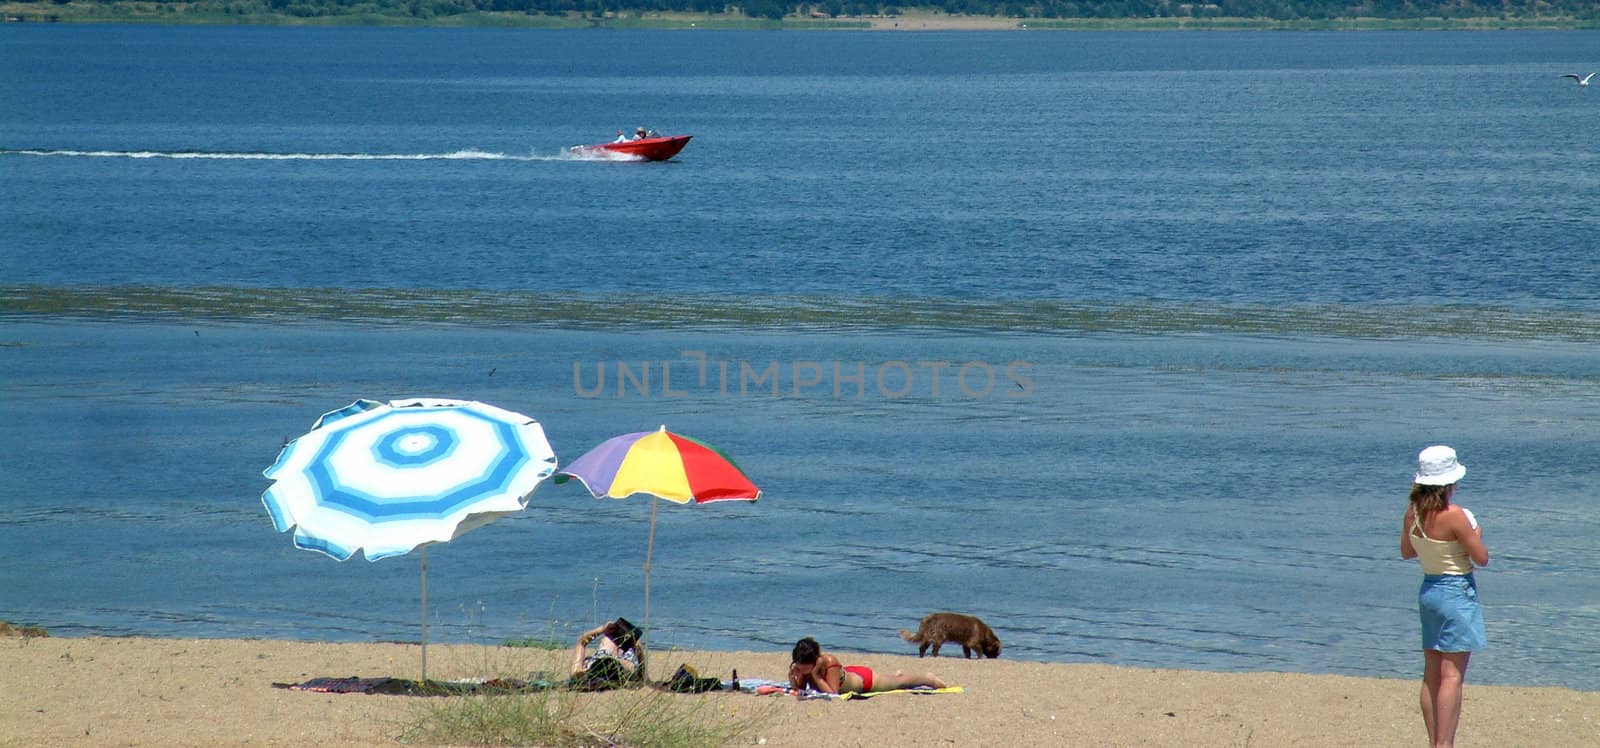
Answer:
top-left (644, 496), bottom-right (658, 645)
top-left (421, 546), bottom-right (429, 682)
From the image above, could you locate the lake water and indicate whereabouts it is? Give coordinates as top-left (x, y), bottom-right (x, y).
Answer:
top-left (1, 25), bottom-right (1597, 691)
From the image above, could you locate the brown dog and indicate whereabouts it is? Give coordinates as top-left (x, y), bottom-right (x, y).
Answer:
top-left (899, 612), bottom-right (1001, 658)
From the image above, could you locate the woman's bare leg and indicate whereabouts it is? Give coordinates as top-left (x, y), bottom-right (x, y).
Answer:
top-left (1420, 650), bottom-right (1441, 746)
top-left (871, 670), bottom-right (948, 691)
top-left (570, 642), bottom-right (588, 676)
top-left (1431, 652), bottom-right (1471, 748)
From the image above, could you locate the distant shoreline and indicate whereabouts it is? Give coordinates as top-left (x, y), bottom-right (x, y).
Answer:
top-left (3, 5), bottom-right (1596, 31)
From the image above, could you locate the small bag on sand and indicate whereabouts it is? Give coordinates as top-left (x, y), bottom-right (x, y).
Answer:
top-left (666, 663), bottom-right (723, 693)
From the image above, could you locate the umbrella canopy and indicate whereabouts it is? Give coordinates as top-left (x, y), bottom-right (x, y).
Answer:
top-left (262, 397), bottom-right (556, 678)
top-left (555, 426), bottom-right (759, 640)
top-left (557, 426), bottom-right (760, 505)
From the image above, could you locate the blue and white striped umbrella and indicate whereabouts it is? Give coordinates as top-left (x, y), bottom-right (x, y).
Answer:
top-left (262, 398), bottom-right (557, 562)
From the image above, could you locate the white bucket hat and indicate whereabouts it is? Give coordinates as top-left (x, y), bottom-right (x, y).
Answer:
top-left (1414, 445), bottom-right (1466, 486)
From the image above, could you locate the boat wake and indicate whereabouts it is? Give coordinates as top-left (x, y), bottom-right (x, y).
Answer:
top-left (564, 147), bottom-right (647, 162)
top-left (0, 148), bottom-right (582, 162)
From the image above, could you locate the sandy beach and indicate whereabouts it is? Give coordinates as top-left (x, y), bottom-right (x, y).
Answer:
top-left (858, 13), bottom-right (1021, 30)
top-left (3, 635), bottom-right (1596, 746)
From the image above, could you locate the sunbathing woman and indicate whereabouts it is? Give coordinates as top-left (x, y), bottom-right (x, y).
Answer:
top-left (788, 636), bottom-right (947, 695)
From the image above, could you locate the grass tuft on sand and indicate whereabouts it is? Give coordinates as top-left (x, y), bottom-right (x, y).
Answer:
top-left (398, 636), bottom-right (771, 747)
top-left (502, 636), bottom-right (566, 650)
top-left (404, 684), bottom-right (771, 747)
top-left (402, 687), bottom-right (583, 746)
top-left (0, 620), bottom-right (50, 638)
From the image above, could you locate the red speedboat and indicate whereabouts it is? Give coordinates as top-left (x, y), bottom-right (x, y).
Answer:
top-left (572, 135), bottom-right (692, 161)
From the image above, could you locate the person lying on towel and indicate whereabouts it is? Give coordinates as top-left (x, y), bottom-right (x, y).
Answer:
top-left (788, 636), bottom-right (946, 696)
top-left (569, 617), bottom-right (646, 689)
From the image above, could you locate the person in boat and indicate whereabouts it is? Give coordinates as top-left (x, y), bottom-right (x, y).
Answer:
top-left (633, 126), bottom-right (649, 140)
top-left (613, 130), bottom-right (627, 143)
top-left (788, 636), bottom-right (947, 696)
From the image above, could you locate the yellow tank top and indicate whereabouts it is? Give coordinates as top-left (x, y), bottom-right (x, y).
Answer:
top-left (1412, 512), bottom-right (1473, 576)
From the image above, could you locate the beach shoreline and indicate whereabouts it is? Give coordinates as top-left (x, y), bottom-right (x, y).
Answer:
top-left (4, 635), bottom-right (1596, 746)
top-left (2, 5), bottom-right (1593, 30)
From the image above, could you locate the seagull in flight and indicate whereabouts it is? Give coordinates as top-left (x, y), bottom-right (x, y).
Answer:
top-left (1563, 72), bottom-right (1595, 86)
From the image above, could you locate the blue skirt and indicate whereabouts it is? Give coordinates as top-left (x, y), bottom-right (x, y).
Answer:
top-left (1418, 574), bottom-right (1486, 653)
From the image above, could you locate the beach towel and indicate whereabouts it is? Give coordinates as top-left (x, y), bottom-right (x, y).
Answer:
top-left (272, 676), bottom-right (551, 696)
top-left (274, 676), bottom-right (416, 694)
top-left (731, 679), bottom-right (841, 700)
top-left (737, 681), bottom-right (960, 700)
top-left (729, 677), bottom-right (791, 693)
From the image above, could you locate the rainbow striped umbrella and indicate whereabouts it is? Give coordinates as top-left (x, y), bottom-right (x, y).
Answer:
top-left (555, 426), bottom-right (760, 636)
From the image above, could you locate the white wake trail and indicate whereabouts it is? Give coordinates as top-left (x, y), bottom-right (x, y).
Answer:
top-left (2, 148), bottom-right (576, 161)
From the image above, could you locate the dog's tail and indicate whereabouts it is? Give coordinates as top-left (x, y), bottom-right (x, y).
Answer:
top-left (898, 629), bottom-right (920, 643)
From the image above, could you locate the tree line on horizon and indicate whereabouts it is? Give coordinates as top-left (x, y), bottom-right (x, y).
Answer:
top-left (22, 0), bottom-right (1600, 22)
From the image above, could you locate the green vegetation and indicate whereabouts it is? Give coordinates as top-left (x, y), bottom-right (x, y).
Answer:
top-left (503, 636), bottom-right (567, 649)
top-left (2, 0), bottom-right (1595, 28)
top-left (1021, 14), bottom-right (1600, 29)
top-left (398, 640), bottom-right (771, 747)
top-left (0, 621), bottom-right (51, 638)
top-left (403, 686), bottom-right (582, 745)
top-left (404, 684), bottom-right (771, 747)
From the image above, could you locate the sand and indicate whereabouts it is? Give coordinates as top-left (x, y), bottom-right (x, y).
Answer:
top-left (3, 635), bottom-right (1596, 746)
top-left (858, 14), bottom-right (1022, 31)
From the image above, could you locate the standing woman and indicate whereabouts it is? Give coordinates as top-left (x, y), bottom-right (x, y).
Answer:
top-left (1400, 446), bottom-right (1489, 748)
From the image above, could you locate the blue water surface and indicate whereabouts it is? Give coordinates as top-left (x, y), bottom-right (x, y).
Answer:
top-left (1, 25), bottom-right (1597, 691)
